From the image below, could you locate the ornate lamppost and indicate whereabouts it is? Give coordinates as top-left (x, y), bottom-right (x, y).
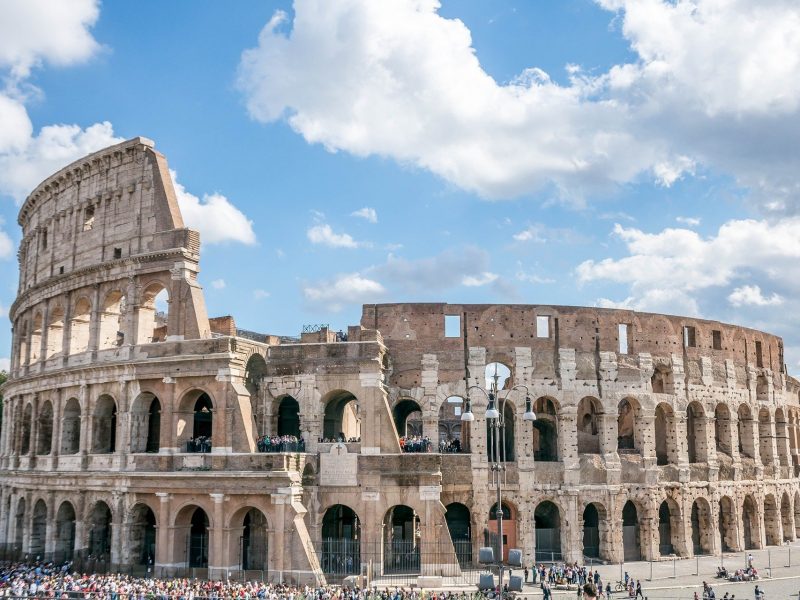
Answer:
top-left (461, 365), bottom-right (536, 592)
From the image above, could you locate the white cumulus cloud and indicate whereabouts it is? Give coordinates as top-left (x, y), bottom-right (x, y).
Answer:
top-left (307, 224), bottom-right (360, 248)
top-left (0, 0), bottom-right (101, 80)
top-left (676, 216), bottom-right (701, 227)
top-left (462, 272), bottom-right (498, 287)
top-left (211, 279), bottom-right (226, 290)
top-left (171, 172), bottom-right (257, 246)
top-left (728, 285), bottom-right (783, 308)
top-left (303, 273), bottom-right (385, 311)
top-left (238, 0), bottom-right (800, 212)
top-left (351, 207), bottom-right (378, 223)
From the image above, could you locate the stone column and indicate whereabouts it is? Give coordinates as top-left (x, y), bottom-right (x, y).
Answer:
top-left (61, 298), bottom-right (73, 365)
top-left (209, 493), bottom-right (225, 577)
top-left (28, 395), bottom-right (39, 458)
top-left (110, 493), bottom-right (124, 568)
top-left (155, 493), bottom-right (171, 569)
top-left (159, 382), bottom-right (177, 453)
top-left (559, 409), bottom-right (579, 484)
top-left (45, 492), bottom-right (57, 561)
top-left (640, 516), bottom-right (658, 561)
top-left (88, 284), bottom-right (102, 354)
top-left (39, 301), bottom-right (50, 365)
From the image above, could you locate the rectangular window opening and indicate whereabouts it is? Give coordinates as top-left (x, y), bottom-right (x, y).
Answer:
top-left (445, 314), bottom-right (461, 338)
top-left (755, 340), bottom-right (763, 367)
top-left (58, 266), bottom-right (64, 275)
top-left (683, 325), bottom-right (697, 348)
top-left (712, 330), bottom-right (722, 350)
top-left (618, 323), bottom-right (629, 354)
top-left (113, 247), bottom-right (122, 259)
top-left (83, 205), bottom-right (95, 231)
top-left (536, 315), bottom-right (550, 338)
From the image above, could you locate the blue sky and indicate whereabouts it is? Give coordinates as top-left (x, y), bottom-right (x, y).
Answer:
top-left (2, 0), bottom-right (800, 371)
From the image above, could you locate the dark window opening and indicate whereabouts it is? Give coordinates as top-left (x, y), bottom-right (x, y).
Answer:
top-left (83, 206), bottom-right (95, 231)
top-left (755, 341), bottom-right (763, 367)
top-left (113, 247), bottom-right (122, 259)
top-left (712, 330), bottom-right (722, 350)
top-left (683, 325), bottom-right (696, 348)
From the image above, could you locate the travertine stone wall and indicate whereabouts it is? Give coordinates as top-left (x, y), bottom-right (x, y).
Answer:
top-left (2, 141), bottom-right (800, 585)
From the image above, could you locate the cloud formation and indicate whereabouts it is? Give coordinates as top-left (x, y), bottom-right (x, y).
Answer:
top-left (351, 207), bottom-right (378, 223)
top-left (239, 0), bottom-right (800, 211)
top-left (172, 172), bottom-right (257, 246)
top-left (307, 224), bottom-right (361, 248)
top-left (303, 273), bottom-right (385, 311)
top-left (728, 285), bottom-right (783, 308)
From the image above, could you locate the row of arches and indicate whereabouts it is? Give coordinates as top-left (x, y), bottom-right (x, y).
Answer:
top-left (14, 282), bottom-right (169, 369)
top-left (6, 391), bottom-right (215, 457)
top-left (5, 496), bottom-right (269, 571)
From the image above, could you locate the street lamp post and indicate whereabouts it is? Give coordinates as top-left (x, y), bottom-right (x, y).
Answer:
top-left (461, 367), bottom-right (536, 593)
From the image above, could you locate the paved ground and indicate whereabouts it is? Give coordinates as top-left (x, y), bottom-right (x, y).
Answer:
top-left (516, 542), bottom-right (800, 599)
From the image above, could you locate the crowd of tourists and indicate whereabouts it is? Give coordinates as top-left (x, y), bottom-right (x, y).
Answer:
top-left (0, 561), bottom-right (496, 600)
top-left (318, 437), bottom-right (362, 444)
top-left (186, 436), bottom-right (212, 453)
top-left (257, 435), bottom-right (305, 453)
top-left (399, 437), bottom-right (432, 453)
top-left (523, 563), bottom-right (643, 599)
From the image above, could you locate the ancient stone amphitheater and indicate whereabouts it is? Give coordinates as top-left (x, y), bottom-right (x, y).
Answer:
top-left (2, 137), bottom-right (800, 584)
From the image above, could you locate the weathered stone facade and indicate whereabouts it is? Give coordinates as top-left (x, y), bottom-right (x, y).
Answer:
top-left (2, 138), bottom-right (800, 583)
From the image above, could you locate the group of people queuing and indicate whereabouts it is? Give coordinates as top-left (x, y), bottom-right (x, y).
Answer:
top-left (0, 560), bottom-right (500, 600)
top-left (257, 435), bottom-right (305, 453)
top-left (186, 436), bottom-right (212, 453)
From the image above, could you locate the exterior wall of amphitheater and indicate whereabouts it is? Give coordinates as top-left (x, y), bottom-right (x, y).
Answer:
top-left (2, 137), bottom-right (800, 583)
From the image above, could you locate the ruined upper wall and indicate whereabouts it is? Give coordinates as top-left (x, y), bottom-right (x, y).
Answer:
top-left (15, 137), bottom-right (192, 296)
top-left (362, 303), bottom-right (787, 388)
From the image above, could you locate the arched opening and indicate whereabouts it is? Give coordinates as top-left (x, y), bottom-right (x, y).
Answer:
top-left (92, 395), bottom-right (117, 453)
top-left (781, 493), bottom-right (793, 542)
top-left (488, 502), bottom-right (517, 562)
top-left (485, 362), bottom-right (511, 390)
top-left (658, 500), bottom-right (679, 556)
top-left (393, 399), bottom-right (423, 438)
top-left (130, 393), bottom-right (160, 453)
top-left (532, 397), bottom-right (559, 461)
top-left (438, 397), bottom-right (466, 453)
top-left (622, 501), bottom-right (641, 561)
top-left (188, 507), bottom-right (209, 568)
top-left (737, 404), bottom-right (756, 459)
top-left (534, 501), bottom-right (562, 562)
top-left (576, 397), bottom-right (601, 454)
top-left (188, 393), bottom-right (213, 453)
top-left (241, 509), bottom-right (269, 572)
top-left (445, 503), bottom-right (472, 567)
top-left (321, 504), bottom-right (360, 576)
top-left (582, 504), bottom-right (600, 559)
top-left (651, 366), bottom-right (673, 394)
top-left (323, 391), bottom-right (360, 442)
top-left (30, 313), bottom-right (42, 363)
top-left (46, 305), bottom-right (65, 359)
top-left (277, 396), bottom-right (301, 438)
top-left (55, 501), bottom-right (76, 562)
top-left (487, 402), bottom-right (515, 462)
top-left (655, 403), bottom-right (677, 465)
top-left (61, 398), bottom-right (81, 454)
top-left (127, 504), bottom-right (156, 567)
top-left (719, 496), bottom-right (737, 552)
top-left (88, 501), bottom-right (112, 559)
top-left (617, 398), bottom-right (638, 451)
top-left (686, 402), bottom-right (707, 464)
top-left (763, 494), bottom-right (781, 546)
top-left (14, 498), bottom-right (25, 554)
top-left (36, 400), bottom-right (53, 455)
top-left (136, 283), bottom-right (169, 344)
top-left (69, 297), bottom-right (92, 355)
top-left (99, 290), bottom-right (126, 349)
top-left (742, 495), bottom-right (760, 550)
top-left (758, 408), bottom-right (775, 467)
top-left (691, 498), bottom-right (713, 555)
top-left (383, 505), bottom-right (420, 574)
top-left (30, 499), bottom-right (47, 559)
top-left (714, 403), bottom-right (732, 456)
top-left (775, 409), bottom-right (790, 467)
top-left (20, 403), bottom-right (32, 455)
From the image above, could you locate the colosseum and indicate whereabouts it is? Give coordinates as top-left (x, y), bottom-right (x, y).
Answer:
top-left (2, 137), bottom-right (800, 585)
